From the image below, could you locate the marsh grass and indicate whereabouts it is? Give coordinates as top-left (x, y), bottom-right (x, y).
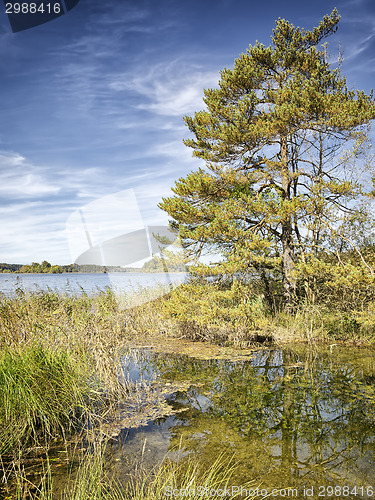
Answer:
top-left (159, 279), bottom-right (375, 345)
top-left (271, 304), bottom-right (375, 345)
top-left (0, 288), bottom-right (128, 454)
top-left (0, 344), bottom-right (91, 455)
top-left (0, 286), bottom-right (207, 497)
top-left (3, 453), bottom-right (54, 500)
top-left (123, 452), bottom-right (260, 500)
top-left (11, 438), bottom-right (260, 500)
top-left (0, 287), bottom-right (168, 496)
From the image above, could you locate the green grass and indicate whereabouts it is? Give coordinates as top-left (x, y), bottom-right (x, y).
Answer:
top-left (0, 343), bottom-right (92, 455)
top-left (122, 453), bottom-right (260, 500)
top-left (160, 279), bottom-right (375, 345)
top-left (0, 288), bottom-right (131, 498)
top-left (0, 287), bottom-right (193, 497)
top-left (0, 288), bottom-right (126, 458)
top-left (7, 440), bottom-right (261, 500)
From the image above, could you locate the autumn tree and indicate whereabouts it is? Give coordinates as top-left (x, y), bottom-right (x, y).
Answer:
top-left (160, 10), bottom-right (375, 309)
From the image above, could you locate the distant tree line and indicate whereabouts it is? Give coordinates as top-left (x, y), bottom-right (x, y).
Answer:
top-left (0, 260), bottom-right (186, 274)
top-left (0, 263), bottom-right (23, 273)
top-left (141, 250), bottom-right (188, 273)
top-left (0, 261), bottom-right (138, 274)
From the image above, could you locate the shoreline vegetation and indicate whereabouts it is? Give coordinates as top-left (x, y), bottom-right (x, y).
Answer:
top-left (1, 281), bottom-right (375, 497)
top-left (0, 285), bottom-right (263, 499)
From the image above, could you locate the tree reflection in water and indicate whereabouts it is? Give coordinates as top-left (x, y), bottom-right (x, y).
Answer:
top-left (145, 347), bottom-right (375, 490)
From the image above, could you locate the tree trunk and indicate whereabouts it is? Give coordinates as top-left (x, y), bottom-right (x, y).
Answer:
top-left (281, 223), bottom-right (296, 308)
top-left (280, 136), bottom-right (296, 309)
top-left (260, 268), bottom-right (276, 314)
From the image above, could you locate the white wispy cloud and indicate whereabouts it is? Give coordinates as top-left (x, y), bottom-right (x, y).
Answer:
top-left (0, 201), bottom-right (71, 263)
top-left (0, 152), bottom-right (60, 198)
top-left (340, 28), bottom-right (375, 64)
top-left (49, 3), bottom-right (179, 118)
top-left (332, 4), bottom-right (375, 78)
top-left (109, 59), bottom-right (219, 117)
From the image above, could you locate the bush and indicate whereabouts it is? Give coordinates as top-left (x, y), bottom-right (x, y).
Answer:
top-left (162, 279), bottom-right (272, 342)
top-left (296, 259), bottom-right (375, 311)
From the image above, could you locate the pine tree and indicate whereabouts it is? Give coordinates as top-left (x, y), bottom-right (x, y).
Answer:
top-left (159, 10), bottom-right (375, 309)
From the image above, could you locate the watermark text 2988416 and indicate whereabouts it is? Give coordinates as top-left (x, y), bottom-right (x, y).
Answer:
top-left (3, 0), bottom-right (80, 32)
top-left (5, 2), bottom-right (61, 14)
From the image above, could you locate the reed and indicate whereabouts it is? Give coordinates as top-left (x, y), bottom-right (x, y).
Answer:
top-left (0, 343), bottom-right (92, 455)
top-left (123, 453), bottom-right (259, 500)
top-left (0, 287), bottom-right (183, 497)
top-left (0, 288), bottom-right (130, 460)
top-left (10, 439), bottom-right (260, 499)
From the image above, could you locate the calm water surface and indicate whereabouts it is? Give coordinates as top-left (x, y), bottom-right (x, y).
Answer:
top-left (0, 272), bottom-right (187, 296)
top-left (108, 345), bottom-right (375, 495)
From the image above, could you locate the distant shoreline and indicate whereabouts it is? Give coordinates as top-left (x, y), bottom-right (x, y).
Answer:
top-left (0, 262), bottom-right (187, 274)
top-left (0, 270), bottom-right (188, 275)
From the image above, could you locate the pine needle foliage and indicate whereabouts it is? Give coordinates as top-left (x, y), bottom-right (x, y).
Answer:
top-left (160, 9), bottom-right (375, 309)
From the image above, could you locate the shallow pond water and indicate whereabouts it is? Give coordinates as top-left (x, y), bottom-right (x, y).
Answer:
top-left (3, 344), bottom-right (375, 498)
top-left (107, 345), bottom-right (375, 495)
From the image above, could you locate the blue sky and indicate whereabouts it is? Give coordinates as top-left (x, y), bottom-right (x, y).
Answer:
top-left (0, 0), bottom-right (375, 264)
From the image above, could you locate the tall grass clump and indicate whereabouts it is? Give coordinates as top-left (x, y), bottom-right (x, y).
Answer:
top-left (0, 288), bottom-right (128, 395)
top-left (159, 270), bottom-right (375, 345)
top-left (6, 447), bottom-right (262, 499)
top-left (0, 287), bottom-right (131, 489)
top-left (0, 286), bottom-right (184, 496)
top-left (0, 343), bottom-right (92, 455)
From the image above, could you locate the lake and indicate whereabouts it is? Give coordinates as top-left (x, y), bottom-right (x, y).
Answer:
top-left (0, 272), bottom-right (187, 296)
